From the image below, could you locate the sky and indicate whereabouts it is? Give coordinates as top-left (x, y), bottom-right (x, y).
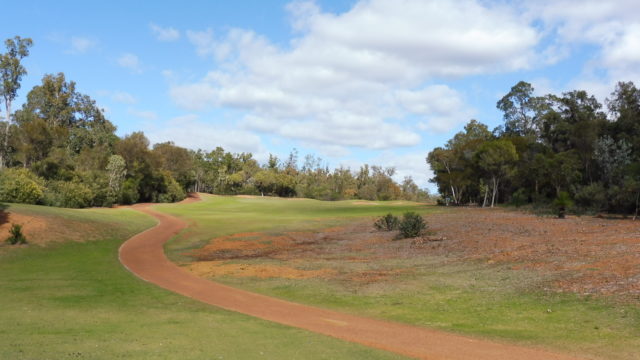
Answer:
top-left (3, 0), bottom-right (640, 190)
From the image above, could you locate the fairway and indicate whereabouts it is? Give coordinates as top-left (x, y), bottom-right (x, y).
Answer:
top-left (0, 202), bottom-right (406, 360)
top-left (162, 194), bottom-right (436, 263)
top-left (159, 195), bottom-right (640, 360)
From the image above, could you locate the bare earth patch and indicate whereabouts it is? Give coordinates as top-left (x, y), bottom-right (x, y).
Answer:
top-left (0, 210), bottom-right (104, 247)
top-left (0, 213), bottom-right (54, 245)
top-left (187, 261), bottom-right (335, 279)
top-left (423, 208), bottom-right (640, 298)
top-left (186, 207), bottom-right (640, 301)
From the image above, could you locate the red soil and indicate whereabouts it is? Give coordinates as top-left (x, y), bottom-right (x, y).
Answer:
top-left (119, 195), bottom-right (582, 360)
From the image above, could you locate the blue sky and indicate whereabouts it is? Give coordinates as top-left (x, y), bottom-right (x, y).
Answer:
top-left (4, 0), bottom-right (640, 189)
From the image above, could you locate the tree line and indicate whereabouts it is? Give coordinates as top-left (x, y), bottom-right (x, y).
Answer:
top-left (427, 80), bottom-right (640, 217)
top-left (0, 36), bottom-right (428, 208)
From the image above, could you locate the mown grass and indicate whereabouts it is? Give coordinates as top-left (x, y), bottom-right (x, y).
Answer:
top-left (0, 202), bottom-right (406, 360)
top-left (161, 195), bottom-right (640, 360)
top-left (162, 194), bottom-right (437, 263)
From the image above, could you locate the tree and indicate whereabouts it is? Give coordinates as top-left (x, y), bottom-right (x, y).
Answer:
top-left (0, 36), bottom-right (33, 168)
top-left (607, 81), bottom-right (640, 153)
top-left (474, 139), bottom-right (519, 207)
top-left (152, 142), bottom-right (194, 189)
top-left (106, 155), bottom-right (127, 202)
top-left (594, 135), bottom-right (631, 186)
top-left (497, 81), bottom-right (548, 137)
top-left (428, 120), bottom-right (492, 205)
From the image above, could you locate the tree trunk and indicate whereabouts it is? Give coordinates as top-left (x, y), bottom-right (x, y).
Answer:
top-left (482, 184), bottom-right (489, 208)
top-left (490, 177), bottom-right (498, 208)
top-left (634, 191), bottom-right (639, 221)
top-left (1, 101), bottom-right (11, 169)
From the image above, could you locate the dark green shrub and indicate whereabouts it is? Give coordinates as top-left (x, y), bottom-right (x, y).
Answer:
top-left (6, 224), bottom-right (27, 245)
top-left (119, 178), bottom-right (140, 205)
top-left (398, 212), bottom-right (427, 238)
top-left (552, 192), bottom-right (574, 219)
top-left (374, 213), bottom-right (399, 231)
top-left (511, 188), bottom-right (527, 208)
top-left (43, 181), bottom-right (94, 208)
top-left (0, 168), bottom-right (45, 204)
top-left (156, 173), bottom-right (186, 203)
top-left (575, 183), bottom-right (607, 213)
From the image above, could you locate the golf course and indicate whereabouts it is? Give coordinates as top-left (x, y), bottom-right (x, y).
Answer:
top-left (2, 194), bottom-right (639, 359)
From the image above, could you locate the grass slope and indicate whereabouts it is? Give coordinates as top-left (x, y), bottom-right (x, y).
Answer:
top-left (0, 202), bottom-right (404, 360)
top-left (161, 195), bottom-right (640, 360)
top-left (162, 194), bottom-right (434, 263)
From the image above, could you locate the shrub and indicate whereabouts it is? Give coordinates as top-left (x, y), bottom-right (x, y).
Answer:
top-left (575, 183), bottom-right (607, 213)
top-left (398, 212), bottom-right (427, 238)
top-left (511, 188), bottom-right (527, 208)
top-left (6, 223), bottom-right (27, 245)
top-left (374, 213), bottom-right (399, 231)
top-left (0, 168), bottom-right (45, 204)
top-left (552, 191), bottom-right (574, 219)
top-left (157, 174), bottom-right (186, 203)
top-left (43, 181), bottom-right (94, 208)
top-left (119, 178), bottom-right (140, 205)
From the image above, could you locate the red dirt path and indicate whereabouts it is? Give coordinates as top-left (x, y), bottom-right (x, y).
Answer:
top-left (118, 195), bottom-right (582, 360)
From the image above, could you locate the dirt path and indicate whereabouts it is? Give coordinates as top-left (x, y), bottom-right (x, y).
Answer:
top-left (119, 196), bottom-right (582, 360)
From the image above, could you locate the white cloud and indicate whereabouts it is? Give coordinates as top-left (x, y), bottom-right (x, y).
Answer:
top-left (128, 108), bottom-right (158, 120)
top-left (146, 114), bottom-right (266, 154)
top-left (117, 53), bottom-right (142, 73)
top-left (530, 0), bottom-right (640, 96)
top-left (111, 91), bottom-right (137, 104)
top-left (366, 152), bottom-right (432, 189)
top-left (67, 36), bottom-right (97, 54)
top-left (150, 23), bottom-right (180, 42)
top-left (173, 0), bottom-right (527, 150)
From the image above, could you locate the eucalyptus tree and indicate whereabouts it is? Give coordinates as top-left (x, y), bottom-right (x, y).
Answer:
top-left (0, 36), bottom-right (33, 168)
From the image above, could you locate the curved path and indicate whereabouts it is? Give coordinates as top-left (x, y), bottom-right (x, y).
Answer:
top-left (119, 195), bottom-right (581, 360)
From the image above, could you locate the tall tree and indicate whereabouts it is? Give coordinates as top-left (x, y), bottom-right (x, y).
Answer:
top-left (496, 81), bottom-right (547, 137)
top-left (474, 139), bottom-right (519, 207)
top-left (0, 36), bottom-right (33, 168)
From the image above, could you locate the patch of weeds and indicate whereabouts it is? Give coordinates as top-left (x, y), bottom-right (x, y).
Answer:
top-left (6, 224), bottom-right (27, 245)
top-left (373, 213), bottom-right (399, 231)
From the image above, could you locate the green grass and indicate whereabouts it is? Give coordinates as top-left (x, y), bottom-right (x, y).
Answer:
top-left (160, 195), bottom-right (640, 360)
top-left (0, 202), bottom-right (406, 360)
top-left (161, 194), bottom-right (436, 262)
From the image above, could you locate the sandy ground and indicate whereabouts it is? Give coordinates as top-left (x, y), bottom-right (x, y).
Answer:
top-left (189, 207), bottom-right (640, 300)
top-left (424, 208), bottom-right (640, 299)
top-left (119, 196), bottom-right (581, 360)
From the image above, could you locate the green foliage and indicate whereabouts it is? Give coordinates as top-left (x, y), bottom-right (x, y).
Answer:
top-left (5, 223), bottom-right (27, 244)
top-left (119, 178), bottom-right (140, 205)
top-left (374, 213), bottom-right (399, 231)
top-left (398, 212), bottom-right (427, 238)
top-left (0, 168), bottom-right (44, 204)
top-left (511, 188), bottom-right (527, 207)
top-left (43, 180), bottom-right (93, 208)
top-left (574, 183), bottom-right (607, 213)
top-left (552, 192), bottom-right (574, 219)
top-left (156, 173), bottom-right (186, 203)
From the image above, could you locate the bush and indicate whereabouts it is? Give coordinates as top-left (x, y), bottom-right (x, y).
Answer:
top-left (511, 188), bottom-right (527, 208)
top-left (156, 174), bottom-right (186, 203)
top-left (374, 213), bottom-right (399, 231)
top-left (119, 178), bottom-right (140, 205)
top-left (398, 212), bottom-right (427, 238)
top-left (0, 168), bottom-right (45, 204)
top-left (575, 183), bottom-right (607, 213)
top-left (6, 223), bottom-right (27, 245)
top-left (552, 191), bottom-right (574, 219)
top-left (43, 181), bottom-right (94, 208)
